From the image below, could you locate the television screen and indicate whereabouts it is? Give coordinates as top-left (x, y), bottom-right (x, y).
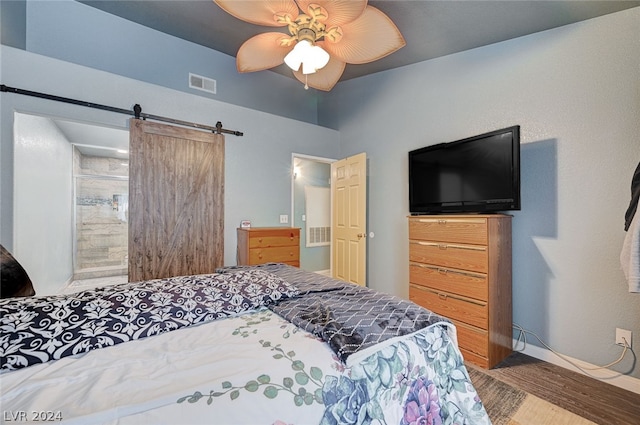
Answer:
top-left (409, 126), bottom-right (520, 214)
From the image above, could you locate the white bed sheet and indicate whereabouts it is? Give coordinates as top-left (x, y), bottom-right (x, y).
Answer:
top-left (1, 308), bottom-right (333, 425)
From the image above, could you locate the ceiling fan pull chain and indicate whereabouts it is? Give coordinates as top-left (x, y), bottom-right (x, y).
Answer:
top-left (304, 74), bottom-right (309, 90)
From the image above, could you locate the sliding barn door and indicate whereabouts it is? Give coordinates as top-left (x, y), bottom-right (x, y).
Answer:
top-left (128, 119), bottom-right (224, 282)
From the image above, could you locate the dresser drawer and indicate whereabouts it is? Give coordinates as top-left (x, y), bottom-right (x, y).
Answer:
top-left (237, 227), bottom-right (300, 267)
top-left (409, 284), bottom-right (488, 329)
top-left (459, 347), bottom-right (489, 369)
top-left (248, 230), bottom-right (299, 248)
top-left (410, 262), bottom-right (487, 301)
top-left (409, 240), bottom-right (487, 273)
top-left (409, 217), bottom-right (487, 245)
top-left (249, 246), bottom-right (299, 264)
top-left (453, 320), bottom-right (488, 358)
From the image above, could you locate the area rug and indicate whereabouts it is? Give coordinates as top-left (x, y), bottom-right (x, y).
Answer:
top-left (467, 366), bottom-right (597, 425)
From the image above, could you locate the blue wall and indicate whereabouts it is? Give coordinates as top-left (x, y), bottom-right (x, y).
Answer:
top-left (1, 45), bottom-right (340, 288)
top-left (318, 9), bottom-right (640, 380)
top-left (2, 0), bottom-right (323, 125)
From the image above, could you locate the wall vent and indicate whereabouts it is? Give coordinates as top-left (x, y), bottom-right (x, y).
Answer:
top-left (307, 226), bottom-right (330, 247)
top-left (189, 73), bottom-right (217, 94)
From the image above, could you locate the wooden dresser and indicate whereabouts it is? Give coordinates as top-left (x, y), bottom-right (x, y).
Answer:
top-left (408, 214), bottom-right (512, 369)
top-left (237, 227), bottom-right (300, 267)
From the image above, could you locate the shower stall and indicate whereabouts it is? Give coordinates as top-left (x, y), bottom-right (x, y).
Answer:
top-left (73, 147), bottom-right (129, 282)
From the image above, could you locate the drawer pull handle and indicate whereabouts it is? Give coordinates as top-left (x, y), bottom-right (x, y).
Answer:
top-left (438, 219), bottom-right (447, 225)
top-left (412, 285), bottom-right (487, 306)
top-left (410, 241), bottom-right (486, 252)
top-left (409, 262), bottom-right (486, 279)
top-left (258, 238), bottom-right (263, 243)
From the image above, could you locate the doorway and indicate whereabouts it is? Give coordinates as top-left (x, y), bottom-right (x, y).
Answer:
top-left (13, 112), bottom-right (130, 294)
top-left (291, 153), bottom-right (335, 274)
top-left (72, 147), bottom-right (129, 281)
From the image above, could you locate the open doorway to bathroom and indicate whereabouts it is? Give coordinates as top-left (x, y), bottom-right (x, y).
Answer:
top-left (71, 145), bottom-right (129, 290)
top-left (291, 154), bottom-right (335, 275)
top-left (13, 112), bottom-right (129, 295)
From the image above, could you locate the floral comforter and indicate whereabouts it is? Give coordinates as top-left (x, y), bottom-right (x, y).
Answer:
top-left (0, 266), bottom-right (491, 425)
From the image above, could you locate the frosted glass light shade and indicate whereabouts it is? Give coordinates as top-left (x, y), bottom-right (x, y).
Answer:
top-left (284, 40), bottom-right (330, 75)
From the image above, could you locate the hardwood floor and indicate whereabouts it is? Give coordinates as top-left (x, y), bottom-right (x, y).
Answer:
top-left (470, 352), bottom-right (640, 425)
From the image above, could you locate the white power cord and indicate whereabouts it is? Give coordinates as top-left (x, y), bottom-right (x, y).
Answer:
top-left (512, 323), bottom-right (631, 375)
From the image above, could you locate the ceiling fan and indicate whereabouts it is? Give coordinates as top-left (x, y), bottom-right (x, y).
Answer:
top-left (213, 0), bottom-right (406, 91)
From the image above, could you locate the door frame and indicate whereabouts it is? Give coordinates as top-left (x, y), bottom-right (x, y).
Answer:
top-left (290, 153), bottom-right (336, 273)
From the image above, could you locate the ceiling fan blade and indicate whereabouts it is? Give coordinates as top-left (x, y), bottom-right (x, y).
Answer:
top-left (323, 6), bottom-right (406, 64)
top-left (293, 51), bottom-right (346, 91)
top-left (237, 33), bottom-right (294, 73)
top-left (295, 0), bottom-right (366, 27)
top-left (213, 0), bottom-right (299, 26)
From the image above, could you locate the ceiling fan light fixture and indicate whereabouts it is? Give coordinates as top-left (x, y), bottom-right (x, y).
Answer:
top-left (284, 39), bottom-right (330, 75)
top-left (215, 0), bottom-right (405, 91)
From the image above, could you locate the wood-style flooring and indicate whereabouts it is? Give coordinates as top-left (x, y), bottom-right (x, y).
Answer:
top-left (471, 352), bottom-right (640, 425)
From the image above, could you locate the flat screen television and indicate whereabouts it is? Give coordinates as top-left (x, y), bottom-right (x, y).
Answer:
top-left (409, 126), bottom-right (521, 214)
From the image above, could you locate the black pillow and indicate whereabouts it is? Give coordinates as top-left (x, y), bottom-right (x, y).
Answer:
top-left (1, 244), bottom-right (36, 298)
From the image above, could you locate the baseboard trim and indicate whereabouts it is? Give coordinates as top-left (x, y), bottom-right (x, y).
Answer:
top-left (513, 339), bottom-right (640, 395)
top-left (58, 275), bottom-right (74, 294)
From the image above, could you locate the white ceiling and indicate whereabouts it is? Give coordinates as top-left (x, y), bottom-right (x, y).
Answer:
top-left (79, 0), bottom-right (640, 82)
top-left (54, 119), bottom-right (129, 158)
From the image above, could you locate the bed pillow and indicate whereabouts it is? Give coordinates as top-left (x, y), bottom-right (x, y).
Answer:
top-left (1, 245), bottom-right (35, 298)
top-left (206, 268), bottom-right (300, 306)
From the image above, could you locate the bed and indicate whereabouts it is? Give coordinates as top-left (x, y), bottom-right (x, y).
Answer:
top-left (1, 263), bottom-right (491, 425)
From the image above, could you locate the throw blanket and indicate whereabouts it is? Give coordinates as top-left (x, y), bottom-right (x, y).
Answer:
top-left (0, 269), bottom-right (298, 372)
top-left (219, 263), bottom-right (452, 366)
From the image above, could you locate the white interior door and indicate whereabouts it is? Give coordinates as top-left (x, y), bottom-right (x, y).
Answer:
top-left (331, 152), bottom-right (367, 286)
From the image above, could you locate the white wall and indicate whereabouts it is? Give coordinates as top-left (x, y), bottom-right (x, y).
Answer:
top-left (13, 113), bottom-right (74, 295)
top-left (1, 47), bottom-right (341, 292)
top-left (294, 158), bottom-right (332, 272)
top-left (321, 8), bottom-right (640, 380)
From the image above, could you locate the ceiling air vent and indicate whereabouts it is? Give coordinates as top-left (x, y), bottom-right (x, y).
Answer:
top-left (189, 73), bottom-right (216, 94)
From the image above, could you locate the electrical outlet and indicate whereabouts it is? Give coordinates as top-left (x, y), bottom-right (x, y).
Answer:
top-left (615, 328), bottom-right (632, 347)
top-left (279, 214), bottom-right (288, 224)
